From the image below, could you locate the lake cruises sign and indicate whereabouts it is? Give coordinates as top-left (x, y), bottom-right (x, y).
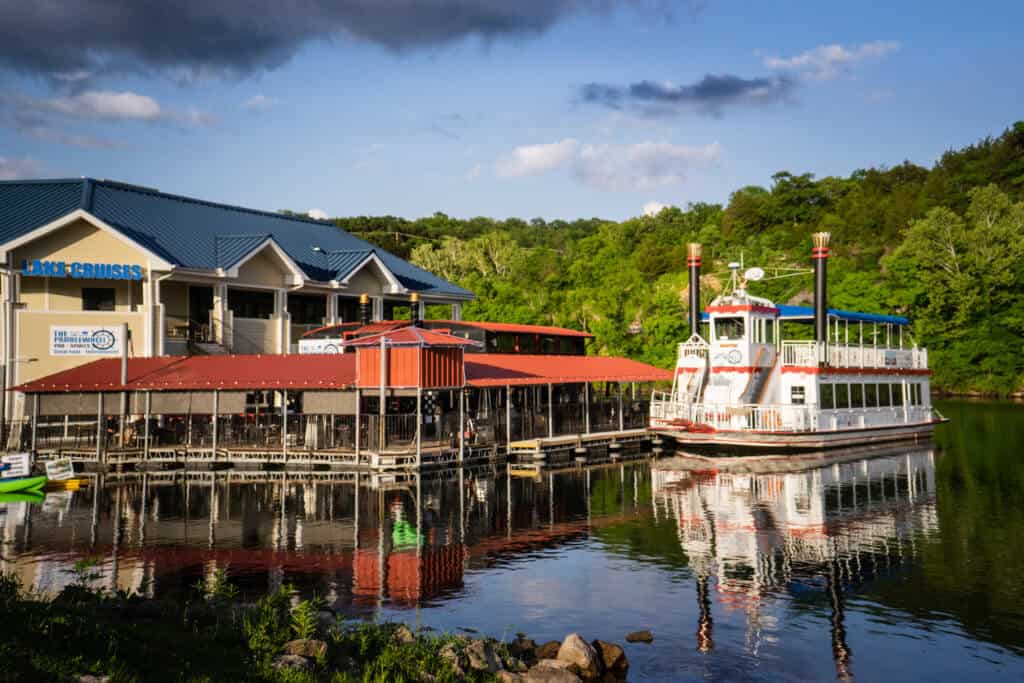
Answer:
top-left (50, 326), bottom-right (123, 356)
top-left (22, 259), bottom-right (143, 280)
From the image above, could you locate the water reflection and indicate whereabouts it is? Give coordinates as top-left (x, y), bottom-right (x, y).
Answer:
top-left (1, 422), bottom-right (1022, 681)
top-left (651, 449), bottom-right (937, 680)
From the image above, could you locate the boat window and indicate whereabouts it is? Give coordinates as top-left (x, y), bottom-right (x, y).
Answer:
top-left (850, 384), bottom-right (864, 408)
top-left (914, 383), bottom-right (923, 405)
top-left (878, 383), bottom-right (890, 407)
top-left (865, 383), bottom-right (878, 408)
top-left (819, 383), bottom-right (834, 409)
top-left (714, 317), bottom-right (745, 341)
top-left (835, 384), bottom-right (850, 409)
top-left (891, 383), bottom-right (904, 406)
top-left (791, 386), bottom-right (806, 405)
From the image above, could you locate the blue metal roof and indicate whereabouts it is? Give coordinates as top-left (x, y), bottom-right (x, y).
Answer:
top-left (701, 304), bottom-right (909, 326)
top-left (326, 249), bottom-right (374, 281)
top-left (0, 178), bottom-right (473, 299)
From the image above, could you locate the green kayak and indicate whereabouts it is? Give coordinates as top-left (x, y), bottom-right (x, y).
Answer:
top-left (0, 491), bottom-right (45, 504)
top-left (0, 475), bottom-right (47, 494)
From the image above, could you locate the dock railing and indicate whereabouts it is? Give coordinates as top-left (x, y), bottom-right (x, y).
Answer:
top-left (781, 341), bottom-right (927, 370)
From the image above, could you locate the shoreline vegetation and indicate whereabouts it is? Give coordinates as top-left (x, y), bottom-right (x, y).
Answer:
top-left (319, 122), bottom-right (1024, 397)
top-left (0, 565), bottom-right (638, 682)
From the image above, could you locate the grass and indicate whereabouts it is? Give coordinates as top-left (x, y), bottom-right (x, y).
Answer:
top-left (0, 570), bottom-right (508, 682)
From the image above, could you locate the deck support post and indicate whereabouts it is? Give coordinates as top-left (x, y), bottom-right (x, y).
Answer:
top-left (379, 336), bottom-right (387, 453)
top-left (415, 387), bottom-right (422, 469)
top-left (95, 392), bottom-right (104, 463)
top-left (212, 390), bottom-right (219, 456)
top-left (354, 388), bottom-right (361, 464)
top-left (583, 383), bottom-right (590, 435)
top-left (143, 391), bottom-right (151, 460)
top-left (30, 393), bottom-right (38, 452)
top-left (458, 388), bottom-right (465, 465)
top-left (618, 382), bottom-right (624, 432)
top-left (505, 385), bottom-right (511, 452)
top-left (281, 390), bottom-right (288, 461)
top-left (547, 383), bottom-right (554, 438)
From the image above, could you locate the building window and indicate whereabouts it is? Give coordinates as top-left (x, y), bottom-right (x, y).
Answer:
top-left (82, 287), bottom-right (115, 311)
top-left (288, 294), bottom-right (326, 325)
top-left (714, 317), bottom-right (745, 341)
top-left (559, 337), bottom-right (575, 354)
top-left (338, 297), bottom-right (360, 323)
top-left (229, 289), bottom-right (275, 319)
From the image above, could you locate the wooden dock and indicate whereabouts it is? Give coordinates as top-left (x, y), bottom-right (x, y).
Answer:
top-left (507, 428), bottom-right (654, 467)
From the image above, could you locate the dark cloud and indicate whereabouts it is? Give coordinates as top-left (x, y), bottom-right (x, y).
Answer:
top-left (0, 1), bottom-right (668, 82)
top-left (580, 73), bottom-right (796, 117)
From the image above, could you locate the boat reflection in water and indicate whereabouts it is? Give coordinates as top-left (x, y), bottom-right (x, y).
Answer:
top-left (652, 446), bottom-right (938, 680)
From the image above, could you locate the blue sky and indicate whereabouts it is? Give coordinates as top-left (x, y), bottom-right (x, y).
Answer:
top-left (0, 1), bottom-right (1020, 221)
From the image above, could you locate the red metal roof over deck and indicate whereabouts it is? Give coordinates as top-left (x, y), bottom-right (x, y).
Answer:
top-left (343, 327), bottom-right (483, 347)
top-left (15, 351), bottom-right (669, 393)
top-left (465, 354), bottom-right (671, 386)
top-left (15, 354), bottom-right (358, 392)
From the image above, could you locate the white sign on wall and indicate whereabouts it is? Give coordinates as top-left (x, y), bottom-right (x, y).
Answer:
top-left (297, 338), bottom-right (343, 355)
top-left (50, 325), bottom-right (123, 356)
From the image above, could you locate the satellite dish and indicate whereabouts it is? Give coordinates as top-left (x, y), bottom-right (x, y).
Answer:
top-left (744, 267), bottom-right (765, 282)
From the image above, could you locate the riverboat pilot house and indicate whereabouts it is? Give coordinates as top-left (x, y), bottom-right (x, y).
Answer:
top-left (0, 178), bottom-right (669, 466)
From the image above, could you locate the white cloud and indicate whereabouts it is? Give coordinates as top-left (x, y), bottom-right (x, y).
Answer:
top-left (495, 138), bottom-right (578, 177)
top-left (244, 94), bottom-right (278, 110)
top-left (307, 208), bottom-right (329, 220)
top-left (495, 139), bottom-right (720, 191)
top-left (763, 41), bottom-right (900, 81)
top-left (575, 141), bottom-right (721, 192)
top-left (43, 90), bottom-right (163, 120)
top-left (643, 201), bottom-right (671, 216)
top-left (465, 163), bottom-right (482, 181)
top-left (0, 156), bottom-right (42, 180)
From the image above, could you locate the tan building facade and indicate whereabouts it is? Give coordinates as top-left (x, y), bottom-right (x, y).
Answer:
top-left (0, 181), bottom-right (472, 422)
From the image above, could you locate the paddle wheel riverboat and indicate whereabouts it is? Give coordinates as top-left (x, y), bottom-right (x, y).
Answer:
top-left (649, 233), bottom-right (946, 450)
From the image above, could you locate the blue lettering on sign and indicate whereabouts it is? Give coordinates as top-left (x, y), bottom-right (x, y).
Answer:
top-left (21, 260), bottom-right (144, 280)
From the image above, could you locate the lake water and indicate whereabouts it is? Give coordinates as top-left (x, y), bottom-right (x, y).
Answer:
top-left (2, 400), bottom-right (1022, 681)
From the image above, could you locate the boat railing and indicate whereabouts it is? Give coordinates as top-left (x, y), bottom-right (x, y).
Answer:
top-left (781, 341), bottom-right (927, 370)
top-left (650, 393), bottom-right (816, 432)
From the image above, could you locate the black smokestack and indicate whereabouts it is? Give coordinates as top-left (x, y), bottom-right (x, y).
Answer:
top-left (359, 293), bottom-right (371, 326)
top-left (812, 232), bottom-right (831, 344)
top-left (688, 243), bottom-right (702, 337)
top-left (410, 292), bottom-right (422, 327)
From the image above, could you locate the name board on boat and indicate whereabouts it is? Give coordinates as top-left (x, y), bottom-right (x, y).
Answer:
top-left (22, 259), bottom-right (144, 280)
top-left (50, 325), bottom-right (124, 356)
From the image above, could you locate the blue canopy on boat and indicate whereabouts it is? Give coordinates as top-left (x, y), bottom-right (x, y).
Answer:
top-left (701, 304), bottom-right (909, 326)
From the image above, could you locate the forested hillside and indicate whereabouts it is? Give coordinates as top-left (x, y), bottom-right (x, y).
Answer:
top-left (330, 123), bottom-right (1024, 395)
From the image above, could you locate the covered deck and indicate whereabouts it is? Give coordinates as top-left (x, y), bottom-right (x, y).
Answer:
top-left (8, 338), bottom-right (670, 470)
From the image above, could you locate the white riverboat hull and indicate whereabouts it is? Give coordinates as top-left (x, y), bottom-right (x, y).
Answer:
top-left (651, 418), bottom-right (946, 452)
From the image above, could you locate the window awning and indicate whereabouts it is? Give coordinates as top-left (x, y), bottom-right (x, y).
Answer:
top-left (701, 304), bottom-right (909, 326)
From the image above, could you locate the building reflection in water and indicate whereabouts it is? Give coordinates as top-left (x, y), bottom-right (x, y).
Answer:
top-left (651, 448), bottom-right (938, 680)
top-left (0, 448), bottom-right (939, 675)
